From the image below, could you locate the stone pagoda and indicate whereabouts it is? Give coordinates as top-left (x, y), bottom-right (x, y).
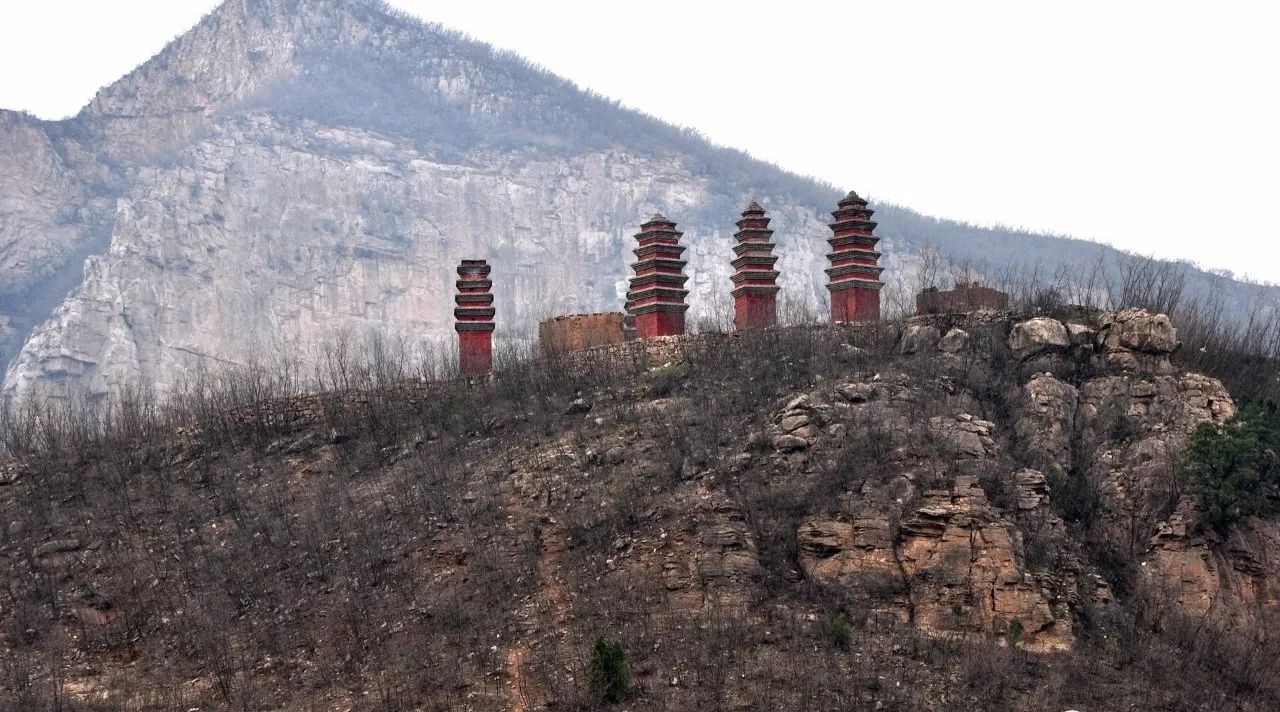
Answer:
top-left (730, 201), bottom-right (781, 330)
top-left (627, 214), bottom-right (689, 338)
top-left (825, 190), bottom-right (883, 323)
top-left (454, 259), bottom-right (495, 376)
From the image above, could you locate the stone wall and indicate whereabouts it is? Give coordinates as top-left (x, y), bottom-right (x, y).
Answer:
top-left (916, 282), bottom-right (1010, 315)
top-left (538, 312), bottom-right (626, 358)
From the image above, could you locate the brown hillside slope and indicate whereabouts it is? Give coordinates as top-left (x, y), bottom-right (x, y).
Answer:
top-left (1, 310), bottom-right (1279, 710)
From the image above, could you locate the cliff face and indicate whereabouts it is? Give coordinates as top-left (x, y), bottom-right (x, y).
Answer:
top-left (2, 114), bottom-right (842, 396)
top-left (0, 0), bottom-right (866, 398)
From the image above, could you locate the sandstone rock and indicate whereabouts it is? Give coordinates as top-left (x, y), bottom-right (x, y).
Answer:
top-left (1095, 309), bottom-right (1180, 373)
top-left (1014, 469), bottom-right (1051, 512)
top-left (772, 434), bottom-right (809, 452)
top-left (897, 477), bottom-right (1073, 653)
top-left (836, 382), bottom-right (875, 404)
top-left (928, 414), bottom-right (998, 459)
top-left (33, 539), bottom-right (82, 558)
top-left (779, 414), bottom-right (811, 433)
top-left (784, 394), bottom-right (812, 412)
top-left (1098, 308), bottom-right (1179, 354)
top-left (1067, 323), bottom-right (1096, 347)
top-left (937, 327), bottom-right (970, 353)
top-left (1076, 372), bottom-right (1235, 561)
top-left (1015, 375), bottom-right (1079, 472)
top-left (801, 477), bottom-right (1074, 652)
top-left (1008, 317), bottom-right (1071, 360)
top-left (900, 324), bottom-right (941, 355)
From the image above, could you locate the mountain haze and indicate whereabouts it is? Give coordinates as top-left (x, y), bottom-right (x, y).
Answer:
top-left (0, 0), bottom-right (1272, 398)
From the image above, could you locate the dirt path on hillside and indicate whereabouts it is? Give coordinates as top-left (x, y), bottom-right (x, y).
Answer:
top-left (502, 488), bottom-right (573, 712)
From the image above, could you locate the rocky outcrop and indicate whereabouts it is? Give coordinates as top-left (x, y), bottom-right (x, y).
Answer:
top-left (799, 476), bottom-right (1075, 653)
top-left (1014, 374), bottom-right (1078, 473)
top-left (1096, 308), bottom-right (1180, 373)
top-left (1144, 499), bottom-right (1280, 621)
top-left (898, 477), bottom-right (1073, 653)
top-left (1008, 317), bottom-right (1070, 360)
top-left (928, 414), bottom-right (998, 460)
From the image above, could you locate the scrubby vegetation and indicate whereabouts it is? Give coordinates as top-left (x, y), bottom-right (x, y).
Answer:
top-left (2, 311), bottom-right (1280, 710)
top-left (1183, 402), bottom-right (1280, 532)
top-left (588, 637), bottom-right (631, 704)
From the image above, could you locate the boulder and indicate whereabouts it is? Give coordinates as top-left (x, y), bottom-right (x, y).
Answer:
top-left (779, 414), bottom-right (811, 433)
top-left (937, 327), bottom-right (971, 353)
top-left (928, 414), bottom-right (998, 459)
top-left (772, 434), bottom-right (810, 452)
top-left (1067, 323), bottom-right (1096, 347)
top-left (1008, 317), bottom-right (1071, 360)
top-left (1098, 308), bottom-right (1179, 354)
top-left (1096, 309), bottom-right (1180, 372)
top-left (900, 324), bottom-right (942, 355)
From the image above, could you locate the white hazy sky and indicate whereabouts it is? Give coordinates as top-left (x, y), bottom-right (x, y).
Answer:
top-left (1, 1), bottom-right (1277, 282)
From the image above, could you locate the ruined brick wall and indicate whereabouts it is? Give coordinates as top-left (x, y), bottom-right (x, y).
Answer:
top-left (916, 283), bottom-right (1010, 315)
top-left (538, 312), bottom-right (626, 358)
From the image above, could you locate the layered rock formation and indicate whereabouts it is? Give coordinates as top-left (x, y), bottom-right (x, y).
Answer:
top-left (782, 308), bottom-right (1275, 647)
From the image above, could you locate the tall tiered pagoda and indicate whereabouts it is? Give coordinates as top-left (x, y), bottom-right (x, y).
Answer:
top-left (730, 201), bottom-right (780, 330)
top-left (825, 190), bottom-right (883, 323)
top-left (454, 259), bottom-right (495, 376)
top-left (627, 214), bottom-right (689, 338)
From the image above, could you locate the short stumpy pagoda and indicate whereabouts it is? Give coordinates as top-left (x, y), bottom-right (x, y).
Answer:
top-left (825, 190), bottom-right (883, 323)
top-left (454, 259), bottom-right (495, 375)
top-left (730, 201), bottom-right (781, 330)
top-left (627, 214), bottom-right (690, 338)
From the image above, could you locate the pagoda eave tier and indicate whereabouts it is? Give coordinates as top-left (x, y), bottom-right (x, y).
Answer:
top-left (731, 270), bottom-right (781, 284)
top-left (825, 251), bottom-right (882, 262)
top-left (630, 258), bottom-right (689, 273)
top-left (633, 242), bottom-right (686, 258)
top-left (732, 284), bottom-right (781, 297)
top-left (629, 284), bottom-right (690, 300)
top-left (731, 254), bottom-right (779, 268)
top-left (630, 302), bottom-right (691, 316)
top-left (454, 306), bottom-right (496, 318)
top-left (827, 279), bottom-right (885, 292)
top-left (829, 219), bottom-right (878, 232)
top-left (826, 263), bottom-right (885, 278)
top-left (828, 233), bottom-right (880, 248)
top-left (629, 272), bottom-right (691, 286)
top-left (455, 321), bottom-right (496, 332)
top-left (455, 293), bottom-right (495, 304)
top-left (636, 228), bottom-right (683, 241)
top-left (455, 279), bottom-right (493, 290)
